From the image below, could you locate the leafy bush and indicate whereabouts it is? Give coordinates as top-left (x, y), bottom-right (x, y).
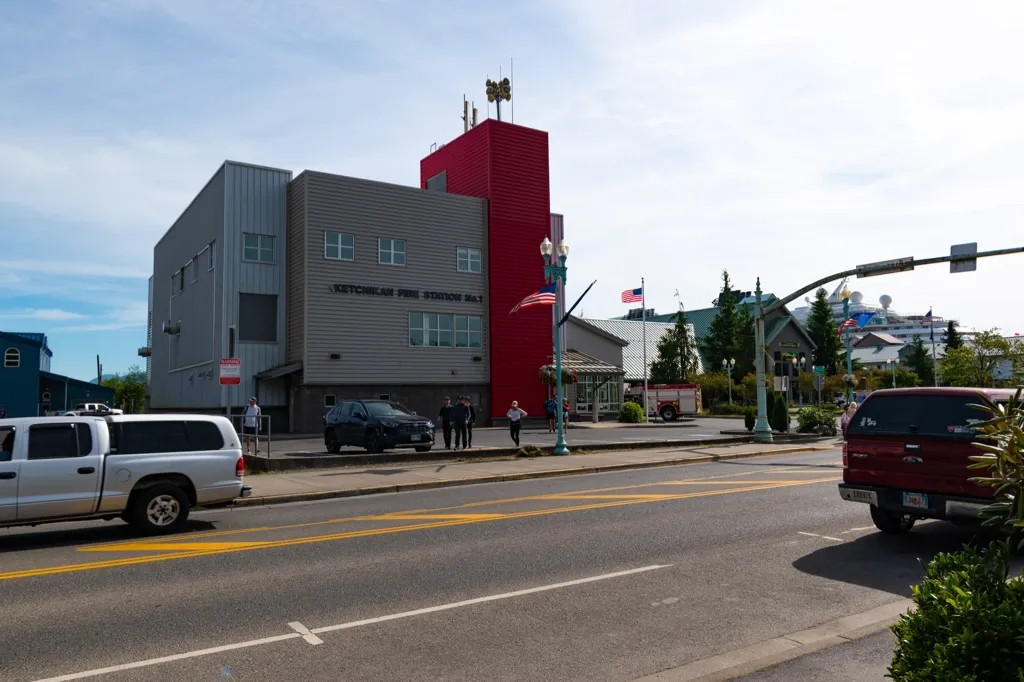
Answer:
top-left (743, 407), bottom-right (755, 432)
top-left (711, 402), bottom-right (747, 416)
top-left (795, 407), bottom-right (838, 435)
top-left (516, 445), bottom-right (545, 458)
top-left (968, 388), bottom-right (1024, 543)
top-left (889, 542), bottom-right (1024, 681)
top-left (692, 372), bottom-right (730, 409)
top-left (618, 402), bottom-right (646, 424)
top-left (770, 393), bottom-right (788, 432)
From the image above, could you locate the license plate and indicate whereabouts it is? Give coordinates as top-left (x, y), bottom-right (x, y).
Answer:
top-left (410, 434), bottom-right (421, 442)
top-left (903, 492), bottom-right (929, 509)
top-left (848, 489), bottom-right (875, 503)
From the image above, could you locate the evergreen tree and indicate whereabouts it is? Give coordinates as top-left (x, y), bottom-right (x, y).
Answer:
top-left (903, 335), bottom-right (934, 386)
top-left (734, 304), bottom-right (757, 382)
top-left (650, 308), bottom-right (698, 383)
top-left (804, 287), bottom-right (841, 374)
top-left (701, 270), bottom-right (741, 370)
top-left (943, 321), bottom-right (964, 350)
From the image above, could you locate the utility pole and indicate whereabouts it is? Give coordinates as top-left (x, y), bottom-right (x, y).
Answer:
top-left (752, 243), bottom-right (1024, 444)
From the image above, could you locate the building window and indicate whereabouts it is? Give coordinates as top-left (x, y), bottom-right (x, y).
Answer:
top-left (238, 293), bottom-right (278, 343)
top-left (243, 233), bottom-right (275, 263)
top-left (177, 269), bottom-right (184, 292)
top-left (324, 394), bottom-right (337, 408)
top-left (378, 393), bottom-right (391, 400)
top-left (454, 315), bottom-right (483, 348)
top-left (378, 238), bottom-right (406, 266)
top-left (575, 375), bottom-right (622, 414)
top-left (208, 241), bottom-right (216, 271)
top-left (170, 274), bottom-right (176, 298)
top-left (324, 232), bottom-right (355, 261)
top-left (409, 313), bottom-right (452, 347)
top-left (457, 247), bottom-right (482, 274)
top-left (189, 259), bottom-right (198, 284)
top-left (4, 348), bottom-right (19, 368)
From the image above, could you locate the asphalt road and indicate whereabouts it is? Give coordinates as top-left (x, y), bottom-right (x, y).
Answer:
top-left (735, 630), bottom-right (894, 681)
top-left (0, 448), bottom-right (993, 682)
top-left (272, 417), bottom-right (747, 456)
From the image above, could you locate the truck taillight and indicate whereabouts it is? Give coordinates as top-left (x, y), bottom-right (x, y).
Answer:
top-left (842, 442), bottom-right (848, 468)
top-left (236, 456), bottom-right (245, 478)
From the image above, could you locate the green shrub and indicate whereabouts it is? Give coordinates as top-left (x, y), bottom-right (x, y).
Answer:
top-left (516, 445), bottom-right (545, 458)
top-left (711, 402), bottom-right (747, 416)
top-left (889, 542), bottom-right (1024, 681)
top-left (795, 407), bottom-right (838, 435)
top-left (743, 407), bottom-right (755, 432)
top-left (770, 393), bottom-right (788, 432)
top-left (618, 402), bottom-right (646, 424)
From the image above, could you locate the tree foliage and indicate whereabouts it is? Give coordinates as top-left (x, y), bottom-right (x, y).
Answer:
top-left (700, 270), bottom-right (741, 374)
top-left (942, 320), bottom-right (964, 350)
top-left (650, 308), bottom-right (699, 383)
top-left (101, 365), bottom-right (147, 413)
top-left (938, 328), bottom-right (1017, 387)
top-left (734, 305), bottom-right (757, 382)
top-left (902, 335), bottom-right (934, 386)
top-left (804, 288), bottom-right (841, 374)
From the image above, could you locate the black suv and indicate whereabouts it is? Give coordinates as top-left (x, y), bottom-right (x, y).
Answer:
top-left (323, 400), bottom-right (435, 454)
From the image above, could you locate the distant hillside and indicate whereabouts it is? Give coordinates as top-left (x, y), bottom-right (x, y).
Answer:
top-left (89, 374), bottom-right (118, 384)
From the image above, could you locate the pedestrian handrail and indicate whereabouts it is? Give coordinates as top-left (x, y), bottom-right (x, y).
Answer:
top-left (229, 413), bottom-right (273, 458)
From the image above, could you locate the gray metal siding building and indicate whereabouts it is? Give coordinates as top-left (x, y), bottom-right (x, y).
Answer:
top-left (286, 171), bottom-right (490, 433)
top-left (148, 161), bottom-right (293, 425)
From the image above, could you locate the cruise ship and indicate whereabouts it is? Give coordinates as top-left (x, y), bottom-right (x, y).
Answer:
top-left (789, 278), bottom-right (971, 343)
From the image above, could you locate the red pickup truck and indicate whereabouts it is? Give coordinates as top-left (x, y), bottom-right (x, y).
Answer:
top-left (838, 387), bottom-right (1015, 533)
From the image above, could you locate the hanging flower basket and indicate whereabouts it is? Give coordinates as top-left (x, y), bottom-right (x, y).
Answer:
top-left (842, 373), bottom-right (857, 387)
top-left (539, 365), bottom-right (579, 386)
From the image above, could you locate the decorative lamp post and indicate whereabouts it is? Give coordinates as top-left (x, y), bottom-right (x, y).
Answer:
top-left (887, 358), bottom-right (899, 388)
top-left (791, 355), bottom-right (807, 408)
top-left (722, 358), bottom-right (736, 404)
top-left (541, 236), bottom-right (570, 456)
top-left (841, 287), bottom-right (855, 406)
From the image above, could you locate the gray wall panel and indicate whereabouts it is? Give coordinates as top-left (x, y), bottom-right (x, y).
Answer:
top-left (286, 175), bottom-right (307, 364)
top-left (150, 167), bottom-right (226, 409)
top-left (220, 162), bottom-right (292, 408)
top-left (566, 320), bottom-right (624, 369)
top-left (299, 171), bottom-right (489, 385)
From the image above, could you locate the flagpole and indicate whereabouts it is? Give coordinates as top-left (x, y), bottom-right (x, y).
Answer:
top-left (930, 307), bottom-right (938, 387)
top-left (642, 277), bottom-right (648, 421)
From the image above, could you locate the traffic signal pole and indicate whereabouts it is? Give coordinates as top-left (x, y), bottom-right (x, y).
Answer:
top-left (752, 243), bottom-right (1024, 444)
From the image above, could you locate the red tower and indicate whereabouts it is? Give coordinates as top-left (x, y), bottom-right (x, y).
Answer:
top-left (421, 119), bottom-right (551, 420)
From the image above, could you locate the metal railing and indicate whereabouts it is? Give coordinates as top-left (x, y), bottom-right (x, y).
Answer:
top-left (230, 414), bottom-right (273, 458)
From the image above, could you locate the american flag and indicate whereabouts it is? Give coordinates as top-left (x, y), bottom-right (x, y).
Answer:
top-left (837, 318), bottom-right (858, 336)
top-left (621, 287), bottom-right (643, 303)
top-left (510, 282), bottom-right (557, 314)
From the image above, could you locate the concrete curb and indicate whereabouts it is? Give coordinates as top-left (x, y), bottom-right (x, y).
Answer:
top-left (232, 444), bottom-right (834, 508)
top-left (630, 599), bottom-right (912, 681)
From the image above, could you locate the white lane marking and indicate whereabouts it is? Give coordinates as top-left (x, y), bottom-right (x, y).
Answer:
top-left (288, 621), bottom-right (323, 646)
top-left (842, 526), bottom-right (875, 534)
top-left (798, 531), bottom-right (844, 542)
top-left (311, 564), bottom-right (673, 634)
top-left (32, 564), bottom-right (672, 682)
top-left (31, 633), bottom-right (303, 682)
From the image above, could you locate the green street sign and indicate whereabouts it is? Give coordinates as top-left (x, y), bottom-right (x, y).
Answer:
top-left (813, 365), bottom-right (825, 376)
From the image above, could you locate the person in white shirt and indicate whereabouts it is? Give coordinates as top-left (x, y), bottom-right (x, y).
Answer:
top-left (506, 400), bottom-right (527, 446)
top-left (242, 397), bottom-right (261, 455)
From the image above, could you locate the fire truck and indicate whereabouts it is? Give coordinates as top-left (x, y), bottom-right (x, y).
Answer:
top-left (645, 384), bottom-right (702, 421)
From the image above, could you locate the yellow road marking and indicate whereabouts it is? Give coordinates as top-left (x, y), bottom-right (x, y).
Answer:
top-left (371, 514), bottom-right (507, 521)
top-left (84, 541), bottom-right (275, 552)
top-left (64, 465), bottom-right (842, 552)
top-left (536, 494), bottom-right (683, 501)
top-left (0, 477), bottom-right (842, 581)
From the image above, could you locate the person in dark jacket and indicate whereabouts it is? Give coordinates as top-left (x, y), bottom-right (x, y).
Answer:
top-left (452, 396), bottom-right (470, 450)
top-left (438, 397), bottom-right (454, 449)
top-left (464, 395), bottom-right (476, 448)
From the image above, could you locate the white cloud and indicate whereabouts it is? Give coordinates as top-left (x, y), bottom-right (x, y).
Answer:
top-left (0, 308), bottom-right (85, 321)
top-left (47, 301), bottom-right (147, 333)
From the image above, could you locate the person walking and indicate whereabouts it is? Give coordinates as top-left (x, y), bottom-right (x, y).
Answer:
top-left (507, 400), bottom-right (527, 446)
top-left (438, 397), bottom-right (454, 449)
top-left (464, 395), bottom-right (476, 448)
top-left (452, 396), bottom-right (470, 450)
top-left (242, 397), bottom-right (261, 455)
top-left (841, 401), bottom-right (858, 439)
top-left (543, 396), bottom-right (557, 433)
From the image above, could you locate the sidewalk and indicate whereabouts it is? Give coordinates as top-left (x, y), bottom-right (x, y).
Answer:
top-left (236, 440), bottom-right (839, 507)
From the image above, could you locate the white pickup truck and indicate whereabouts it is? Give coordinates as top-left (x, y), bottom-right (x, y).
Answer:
top-left (0, 414), bottom-right (251, 535)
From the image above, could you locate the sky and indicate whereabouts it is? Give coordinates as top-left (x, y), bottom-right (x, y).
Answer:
top-left (2, 0), bottom-right (1024, 381)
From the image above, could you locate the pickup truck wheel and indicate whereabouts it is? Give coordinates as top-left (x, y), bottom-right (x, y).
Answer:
top-left (130, 484), bottom-right (190, 535)
top-left (870, 505), bottom-right (916, 534)
top-left (660, 405), bottom-right (677, 422)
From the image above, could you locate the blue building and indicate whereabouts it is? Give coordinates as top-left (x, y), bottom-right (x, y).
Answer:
top-left (0, 331), bottom-right (115, 417)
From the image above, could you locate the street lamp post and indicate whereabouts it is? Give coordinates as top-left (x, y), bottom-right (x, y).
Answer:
top-left (887, 358), bottom-right (899, 388)
top-left (540, 237), bottom-right (570, 456)
top-left (791, 356), bottom-right (806, 408)
top-left (841, 288), bottom-right (855, 406)
top-left (722, 358), bottom-right (736, 405)
top-left (753, 279), bottom-right (773, 443)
